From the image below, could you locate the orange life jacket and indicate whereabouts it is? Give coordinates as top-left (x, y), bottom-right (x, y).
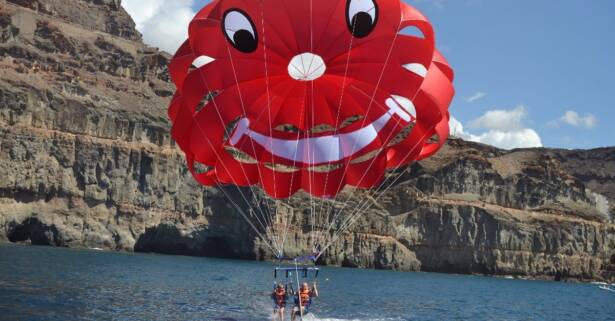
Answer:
top-left (299, 289), bottom-right (311, 307)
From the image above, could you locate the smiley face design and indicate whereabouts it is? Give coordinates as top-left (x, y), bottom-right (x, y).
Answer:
top-left (168, 0), bottom-right (454, 198)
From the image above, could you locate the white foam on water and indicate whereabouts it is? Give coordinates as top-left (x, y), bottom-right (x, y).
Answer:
top-left (599, 285), bottom-right (615, 293)
top-left (259, 301), bottom-right (403, 321)
top-left (264, 311), bottom-right (403, 321)
top-left (302, 315), bottom-right (404, 321)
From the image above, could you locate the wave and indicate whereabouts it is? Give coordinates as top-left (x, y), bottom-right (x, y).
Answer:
top-left (599, 285), bottom-right (615, 293)
top-left (298, 315), bottom-right (404, 321)
top-left (265, 312), bottom-right (403, 321)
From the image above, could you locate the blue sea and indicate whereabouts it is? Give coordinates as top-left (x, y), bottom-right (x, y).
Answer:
top-left (0, 244), bottom-right (613, 321)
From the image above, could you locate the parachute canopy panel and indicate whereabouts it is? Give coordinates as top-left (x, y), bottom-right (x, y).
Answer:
top-left (168, 0), bottom-right (455, 199)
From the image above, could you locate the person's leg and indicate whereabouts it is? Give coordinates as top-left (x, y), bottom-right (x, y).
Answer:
top-left (292, 306), bottom-right (303, 321)
top-left (279, 307), bottom-right (285, 321)
top-left (291, 307), bottom-right (298, 321)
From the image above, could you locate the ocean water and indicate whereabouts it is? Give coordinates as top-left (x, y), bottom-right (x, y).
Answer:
top-left (0, 244), bottom-right (613, 321)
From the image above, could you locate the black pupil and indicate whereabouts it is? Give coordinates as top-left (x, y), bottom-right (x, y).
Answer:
top-left (351, 12), bottom-right (374, 38)
top-left (233, 30), bottom-right (257, 53)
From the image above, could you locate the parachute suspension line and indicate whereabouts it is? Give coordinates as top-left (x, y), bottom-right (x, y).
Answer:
top-left (226, 43), bottom-right (288, 256)
top-left (321, 112), bottom-right (406, 244)
top-left (317, 165), bottom-right (410, 259)
top-left (215, 184), bottom-right (278, 256)
top-left (331, 16), bottom-right (404, 213)
top-left (321, 145), bottom-right (426, 259)
top-left (330, 140), bottom-right (422, 252)
top-left (196, 80), bottom-right (282, 258)
top-left (294, 258), bottom-right (304, 320)
top-left (258, 0), bottom-right (282, 251)
top-left (225, 44), bottom-right (284, 256)
top-left (189, 118), bottom-right (278, 255)
top-left (307, 82), bottom-right (316, 252)
top-left (336, 16), bottom-right (406, 216)
top-left (319, 17), bottom-right (406, 252)
top-left (278, 85), bottom-right (310, 257)
top-left (316, 125), bottom-right (438, 260)
top-left (275, 203), bottom-right (288, 259)
top-left (307, 0), bottom-right (319, 255)
top-left (319, 95), bottom-right (408, 245)
top-left (193, 66), bottom-right (280, 255)
top-left (312, 2), bottom-right (361, 256)
top-left (257, 1), bottom-right (284, 257)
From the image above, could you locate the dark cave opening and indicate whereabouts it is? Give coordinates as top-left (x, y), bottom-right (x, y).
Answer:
top-left (7, 218), bottom-right (59, 246)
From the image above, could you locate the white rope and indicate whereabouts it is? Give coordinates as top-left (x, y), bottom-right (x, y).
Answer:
top-left (307, 0), bottom-right (317, 254)
top-left (224, 44), bottom-right (285, 255)
top-left (257, 1), bottom-right (283, 254)
top-left (316, 123), bottom-right (438, 260)
top-left (190, 117), bottom-right (278, 255)
top-left (319, 87), bottom-right (408, 241)
top-left (279, 85), bottom-right (309, 257)
top-left (294, 259), bottom-right (304, 320)
top-left (192, 117), bottom-right (272, 241)
top-left (312, 2), bottom-right (363, 255)
top-left (194, 46), bottom-right (281, 254)
top-left (318, 17), bottom-right (405, 251)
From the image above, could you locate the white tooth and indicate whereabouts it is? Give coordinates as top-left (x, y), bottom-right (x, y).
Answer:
top-left (391, 94), bottom-right (416, 119)
top-left (230, 118), bottom-right (250, 145)
top-left (192, 55), bottom-right (215, 69)
top-left (385, 98), bottom-right (411, 122)
top-left (402, 63), bottom-right (427, 78)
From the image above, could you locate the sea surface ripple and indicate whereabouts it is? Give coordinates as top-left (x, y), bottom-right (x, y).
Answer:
top-left (0, 244), bottom-right (612, 321)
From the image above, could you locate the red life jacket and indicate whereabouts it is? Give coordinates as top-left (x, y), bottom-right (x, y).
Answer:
top-left (274, 288), bottom-right (286, 306)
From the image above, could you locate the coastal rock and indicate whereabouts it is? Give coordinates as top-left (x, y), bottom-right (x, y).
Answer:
top-left (0, 9), bottom-right (19, 43)
top-left (0, 0), bottom-right (614, 281)
top-left (7, 0), bottom-right (139, 40)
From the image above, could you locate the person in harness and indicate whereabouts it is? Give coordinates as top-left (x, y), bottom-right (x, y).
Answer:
top-left (291, 282), bottom-right (318, 321)
top-left (271, 283), bottom-right (288, 321)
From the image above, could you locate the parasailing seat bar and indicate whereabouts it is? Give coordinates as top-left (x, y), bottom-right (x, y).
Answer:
top-left (274, 267), bottom-right (320, 279)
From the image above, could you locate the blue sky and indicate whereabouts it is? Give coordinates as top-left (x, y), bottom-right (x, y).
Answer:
top-left (408, 0), bottom-right (615, 149)
top-left (123, 0), bottom-right (615, 149)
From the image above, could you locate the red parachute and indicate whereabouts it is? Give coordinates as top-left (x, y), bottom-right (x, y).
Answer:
top-left (168, 0), bottom-right (454, 199)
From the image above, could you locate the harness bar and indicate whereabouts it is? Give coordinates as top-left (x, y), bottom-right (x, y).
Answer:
top-left (274, 267), bottom-right (320, 279)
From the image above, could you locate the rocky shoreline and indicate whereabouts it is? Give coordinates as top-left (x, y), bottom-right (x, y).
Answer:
top-left (1, 0), bottom-right (614, 282)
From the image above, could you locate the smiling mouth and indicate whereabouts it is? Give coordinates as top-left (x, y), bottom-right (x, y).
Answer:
top-left (229, 94), bottom-right (416, 165)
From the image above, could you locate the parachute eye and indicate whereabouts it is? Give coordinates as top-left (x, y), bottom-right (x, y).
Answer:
top-left (223, 9), bottom-right (258, 53)
top-left (346, 0), bottom-right (378, 38)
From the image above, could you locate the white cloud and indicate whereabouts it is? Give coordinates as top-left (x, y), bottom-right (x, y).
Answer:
top-left (559, 110), bottom-right (597, 129)
top-left (471, 129), bottom-right (542, 150)
top-left (122, 0), bottom-right (195, 53)
top-left (449, 117), bottom-right (468, 139)
top-left (466, 91), bottom-right (487, 103)
top-left (449, 106), bottom-right (543, 150)
top-left (467, 105), bottom-right (527, 131)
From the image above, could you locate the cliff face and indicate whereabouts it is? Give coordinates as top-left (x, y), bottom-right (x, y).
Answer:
top-left (1, 0), bottom-right (614, 281)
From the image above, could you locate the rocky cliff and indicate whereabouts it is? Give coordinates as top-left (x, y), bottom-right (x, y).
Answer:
top-left (1, 0), bottom-right (614, 282)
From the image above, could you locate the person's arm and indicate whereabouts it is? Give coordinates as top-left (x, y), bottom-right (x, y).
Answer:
top-left (312, 282), bottom-right (319, 297)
